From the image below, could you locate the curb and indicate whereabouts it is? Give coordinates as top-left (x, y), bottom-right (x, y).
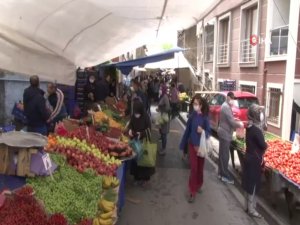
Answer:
top-left (178, 113), bottom-right (288, 225)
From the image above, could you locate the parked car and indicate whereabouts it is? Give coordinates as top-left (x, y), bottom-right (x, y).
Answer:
top-left (208, 91), bottom-right (259, 131)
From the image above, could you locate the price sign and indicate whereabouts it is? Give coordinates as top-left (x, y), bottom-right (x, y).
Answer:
top-left (42, 153), bottom-right (52, 170)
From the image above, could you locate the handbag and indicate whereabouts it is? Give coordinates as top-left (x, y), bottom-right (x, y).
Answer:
top-left (197, 130), bottom-right (208, 157)
top-left (137, 129), bottom-right (157, 167)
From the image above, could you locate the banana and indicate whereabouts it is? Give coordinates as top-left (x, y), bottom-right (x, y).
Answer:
top-left (93, 218), bottom-right (100, 225)
top-left (100, 200), bottom-right (115, 212)
top-left (99, 211), bottom-right (113, 220)
top-left (102, 176), bottom-right (112, 189)
top-left (98, 218), bottom-right (113, 225)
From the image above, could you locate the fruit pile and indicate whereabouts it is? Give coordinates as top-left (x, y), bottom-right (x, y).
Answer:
top-left (93, 177), bottom-right (120, 225)
top-left (46, 135), bottom-right (120, 176)
top-left (65, 126), bottom-right (133, 159)
top-left (28, 154), bottom-right (102, 225)
top-left (93, 112), bottom-right (123, 130)
top-left (264, 140), bottom-right (300, 185)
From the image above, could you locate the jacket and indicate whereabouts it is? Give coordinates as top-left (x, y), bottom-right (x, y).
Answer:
top-left (217, 101), bottom-right (241, 141)
top-left (47, 88), bottom-right (67, 122)
top-left (23, 86), bottom-right (50, 127)
top-left (179, 111), bottom-right (211, 149)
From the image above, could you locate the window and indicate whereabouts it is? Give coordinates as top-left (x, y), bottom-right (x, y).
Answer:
top-left (236, 97), bottom-right (259, 109)
top-left (210, 94), bottom-right (225, 106)
top-left (241, 85), bottom-right (256, 94)
top-left (269, 0), bottom-right (290, 56)
top-left (240, 1), bottom-right (259, 65)
top-left (266, 83), bottom-right (283, 127)
top-left (218, 14), bottom-right (231, 65)
top-left (204, 25), bottom-right (214, 62)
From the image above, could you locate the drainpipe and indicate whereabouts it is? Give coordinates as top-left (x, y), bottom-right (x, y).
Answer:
top-left (262, 65), bottom-right (267, 106)
top-left (281, 0), bottom-right (300, 140)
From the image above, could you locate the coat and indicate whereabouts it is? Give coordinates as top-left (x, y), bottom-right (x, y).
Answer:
top-left (158, 94), bottom-right (170, 134)
top-left (217, 101), bottom-right (241, 141)
top-left (242, 125), bottom-right (268, 194)
top-left (23, 86), bottom-right (50, 127)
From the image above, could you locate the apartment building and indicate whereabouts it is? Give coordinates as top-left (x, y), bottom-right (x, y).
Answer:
top-left (186, 0), bottom-right (300, 139)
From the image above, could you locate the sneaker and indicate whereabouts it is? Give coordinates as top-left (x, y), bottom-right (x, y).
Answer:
top-left (188, 194), bottom-right (195, 203)
top-left (159, 150), bottom-right (166, 156)
top-left (221, 177), bottom-right (234, 184)
top-left (248, 210), bottom-right (262, 218)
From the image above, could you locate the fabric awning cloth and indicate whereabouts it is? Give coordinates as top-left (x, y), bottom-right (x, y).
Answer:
top-left (0, 0), bottom-right (218, 85)
top-left (145, 52), bottom-right (192, 69)
top-left (115, 48), bottom-right (183, 75)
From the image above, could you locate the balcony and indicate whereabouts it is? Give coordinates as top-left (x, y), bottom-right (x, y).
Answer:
top-left (217, 43), bottom-right (228, 64)
top-left (240, 38), bottom-right (257, 64)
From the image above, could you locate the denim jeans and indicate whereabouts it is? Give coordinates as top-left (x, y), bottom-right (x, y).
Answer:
top-left (161, 133), bottom-right (167, 150)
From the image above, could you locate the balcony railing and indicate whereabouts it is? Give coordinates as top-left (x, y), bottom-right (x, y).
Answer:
top-left (240, 38), bottom-right (256, 63)
top-left (218, 43), bottom-right (228, 64)
top-left (270, 25), bottom-right (289, 56)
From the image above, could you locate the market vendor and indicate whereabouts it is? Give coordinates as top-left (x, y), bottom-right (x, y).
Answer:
top-left (23, 75), bottom-right (50, 135)
top-left (95, 74), bottom-right (110, 102)
top-left (46, 83), bottom-right (68, 129)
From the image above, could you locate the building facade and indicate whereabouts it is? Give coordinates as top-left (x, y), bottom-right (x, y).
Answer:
top-left (180, 0), bottom-right (300, 139)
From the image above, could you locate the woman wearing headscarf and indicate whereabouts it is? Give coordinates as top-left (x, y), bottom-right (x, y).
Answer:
top-left (242, 104), bottom-right (268, 218)
top-left (128, 100), bottom-right (154, 186)
top-left (157, 84), bottom-right (170, 155)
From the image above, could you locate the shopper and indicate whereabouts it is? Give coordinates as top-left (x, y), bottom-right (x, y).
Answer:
top-left (46, 83), bottom-right (68, 132)
top-left (170, 82), bottom-right (179, 119)
top-left (217, 92), bottom-right (244, 184)
top-left (157, 85), bottom-right (171, 155)
top-left (128, 100), bottom-right (154, 186)
top-left (131, 79), bottom-right (148, 112)
top-left (23, 75), bottom-right (50, 135)
top-left (95, 74), bottom-right (110, 102)
top-left (179, 94), bottom-right (211, 203)
top-left (242, 104), bottom-right (268, 218)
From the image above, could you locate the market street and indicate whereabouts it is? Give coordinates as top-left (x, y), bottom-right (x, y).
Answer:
top-left (117, 117), bottom-right (267, 225)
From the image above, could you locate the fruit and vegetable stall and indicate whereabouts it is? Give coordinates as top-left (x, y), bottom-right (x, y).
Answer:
top-left (0, 101), bottom-right (134, 225)
top-left (231, 132), bottom-right (300, 217)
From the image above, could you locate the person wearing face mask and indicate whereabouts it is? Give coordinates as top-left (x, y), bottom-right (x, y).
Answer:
top-left (84, 75), bottom-right (97, 111)
top-left (217, 92), bottom-right (244, 184)
top-left (242, 104), bottom-right (268, 218)
top-left (127, 100), bottom-right (153, 186)
top-left (179, 94), bottom-right (211, 203)
top-left (157, 85), bottom-right (171, 155)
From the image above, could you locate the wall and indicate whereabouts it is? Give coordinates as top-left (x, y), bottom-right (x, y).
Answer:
top-left (183, 25), bottom-right (197, 68)
top-left (0, 71), bottom-right (48, 124)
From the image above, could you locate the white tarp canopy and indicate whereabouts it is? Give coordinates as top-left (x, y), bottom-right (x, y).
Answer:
top-left (145, 52), bottom-right (191, 69)
top-left (0, 0), bottom-right (218, 85)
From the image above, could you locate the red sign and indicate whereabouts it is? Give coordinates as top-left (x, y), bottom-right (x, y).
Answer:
top-left (250, 34), bottom-right (258, 46)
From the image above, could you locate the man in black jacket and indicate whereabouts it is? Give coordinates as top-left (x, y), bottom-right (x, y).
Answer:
top-left (23, 75), bottom-right (50, 135)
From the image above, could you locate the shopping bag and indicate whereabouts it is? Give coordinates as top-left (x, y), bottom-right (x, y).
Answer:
top-left (137, 140), bottom-right (157, 167)
top-left (137, 129), bottom-right (157, 167)
top-left (197, 131), bottom-right (207, 157)
top-left (129, 139), bottom-right (142, 159)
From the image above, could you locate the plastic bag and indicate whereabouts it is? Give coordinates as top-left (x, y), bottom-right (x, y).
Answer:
top-left (197, 130), bottom-right (207, 157)
top-left (129, 139), bottom-right (142, 159)
top-left (291, 133), bottom-right (299, 154)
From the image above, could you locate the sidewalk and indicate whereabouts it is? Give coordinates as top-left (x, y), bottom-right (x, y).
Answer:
top-left (178, 112), bottom-right (300, 225)
top-left (117, 115), bottom-right (267, 225)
